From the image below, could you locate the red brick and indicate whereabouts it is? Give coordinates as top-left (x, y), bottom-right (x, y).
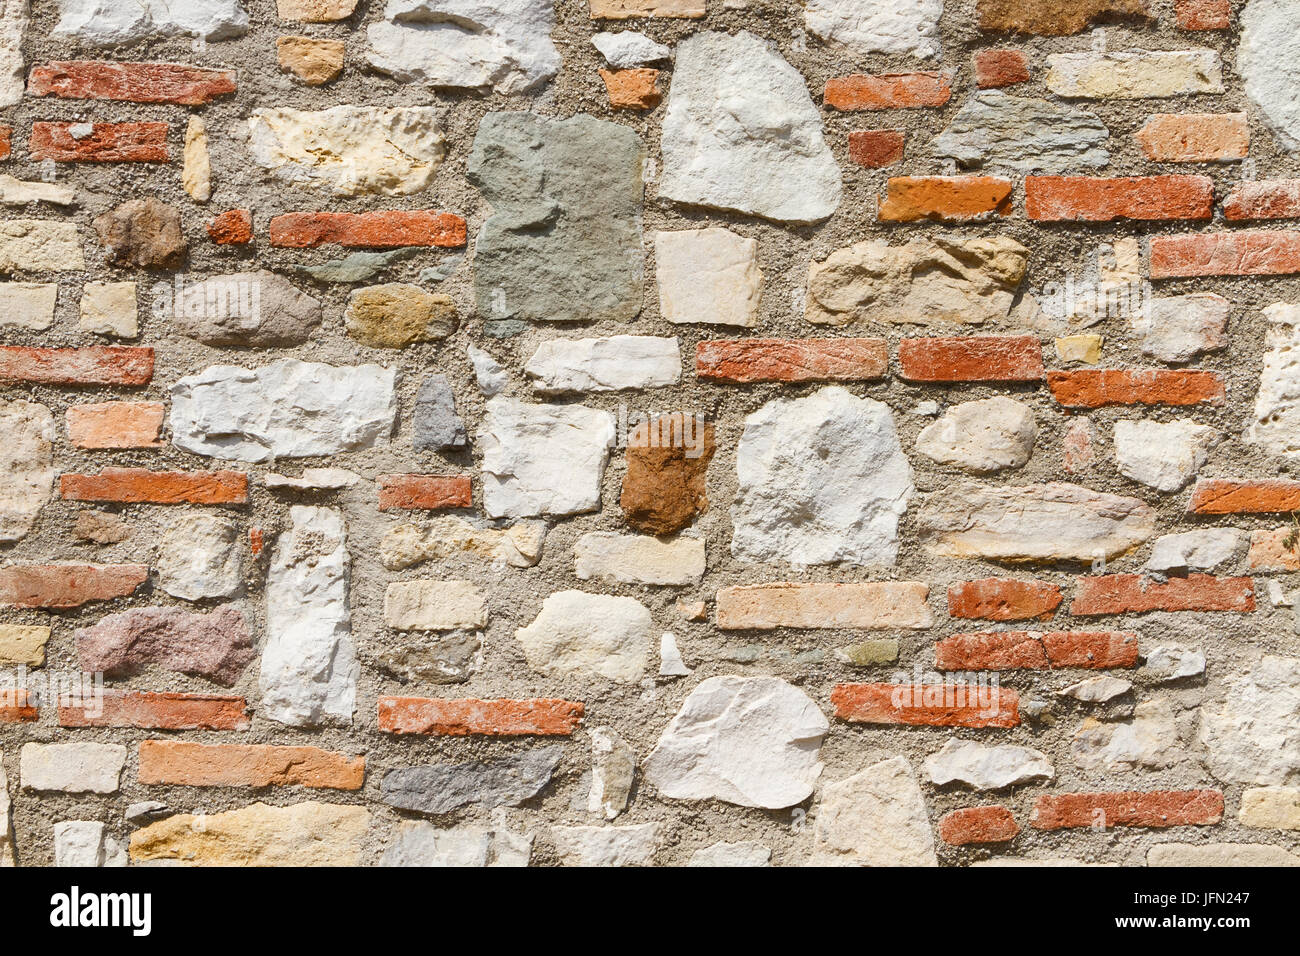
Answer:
top-left (974, 49), bottom-right (1030, 88)
top-left (1135, 113), bottom-right (1248, 163)
top-left (948, 578), bottom-right (1062, 622)
top-left (1189, 478), bottom-right (1300, 514)
top-left (1025, 175), bottom-right (1213, 222)
top-left (695, 338), bottom-right (888, 383)
top-left (848, 129), bottom-right (905, 168)
top-left (599, 68), bottom-right (661, 109)
top-left (831, 683), bottom-right (1020, 728)
top-left (899, 335), bottom-right (1044, 382)
top-left (1223, 181), bottom-right (1300, 221)
top-left (66, 402), bottom-right (164, 449)
top-left (824, 72), bottom-right (951, 111)
top-left (1176, 0), bottom-right (1231, 30)
top-left (28, 61), bottom-right (237, 105)
top-left (249, 527), bottom-right (265, 557)
top-left (1071, 573), bottom-right (1255, 614)
top-left (939, 806), bottom-right (1020, 845)
top-left (935, 631), bottom-right (1139, 670)
top-left (1031, 790), bottom-right (1223, 829)
top-left (1150, 230), bottom-right (1300, 278)
top-left (137, 740), bottom-right (364, 790)
top-left (0, 346), bottom-right (153, 386)
top-left (1047, 369), bottom-right (1225, 408)
top-left (59, 691), bottom-right (249, 730)
top-left (61, 468), bottom-right (249, 505)
top-left (269, 211), bottom-right (466, 249)
top-left (0, 564), bottom-right (148, 609)
top-left (0, 126), bottom-right (11, 161)
top-left (0, 690), bottom-right (37, 723)
top-left (1247, 528), bottom-right (1300, 571)
top-left (30, 121), bottom-right (169, 162)
top-left (377, 474), bottom-right (472, 511)
top-left (377, 696), bottom-right (585, 736)
top-left (206, 209), bottom-right (253, 244)
top-left (878, 176), bottom-right (1013, 223)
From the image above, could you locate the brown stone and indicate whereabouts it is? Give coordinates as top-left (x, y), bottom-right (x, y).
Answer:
top-left (75, 606), bottom-right (256, 687)
top-left (276, 36), bottom-right (344, 85)
top-left (93, 198), bottom-right (187, 269)
top-left (73, 510), bottom-right (130, 544)
top-left (344, 283), bottom-right (458, 348)
top-left (977, 0), bottom-right (1151, 36)
top-left (620, 413), bottom-right (715, 535)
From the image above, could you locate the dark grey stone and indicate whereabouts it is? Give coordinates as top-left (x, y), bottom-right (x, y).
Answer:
top-left (413, 374), bottom-right (467, 450)
top-left (381, 746), bottom-right (565, 815)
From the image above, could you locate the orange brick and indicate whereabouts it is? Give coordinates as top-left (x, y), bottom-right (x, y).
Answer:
top-left (878, 176), bottom-right (1013, 223)
top-left (831, 683), bottom-right (1020, 728)
top-left (1025, 175), bottom-right (1213, 221)
top-left (1047, 369), bottom-right (1225, 408)
top-left (1031, 790), bottom-right (1223, 829)
top-left (1176, 0), bottom-right (1231, 30)
top-left (935, 631), bottom-right (1139, 670)
top-left (61, 468), bottom-right (249, 505)
top-left (377, 474), bottom-right (472, 511)
top-left (1223, 180), bottom-right (1300, 221)
top-left (66, 402), bottom-right (164, 449)
top-left (976, 0), bottom-right (1151, 34)
top-left (0, 564), bottom-right (148, 609)
top-left (695, 338), bottom-right (888, 383)
top-left (137, 740), bottom-right (364, 790)
top-left (60, 691), bottom-right (249, 730)
top-left (269, 210), bottom-right (466, 249)
top-left (824, 72), bottom-right (951, 111)
top-left (899, 335), bottom-right (1044, 382)
top-left (1150, 230), bottom-right (1300, 278)
top-left (938, 806), bottom-right (1020, 845)
top-left (974, 49), bottom-right (1030, 88)
top-left (1071, 573), bottom-right (1255, 614)
top-left (848, 129), bottom-right (905, 168)
top-left (30, 121), bottom-right (169, 162)
top-left (28, 61), bottom-right (237, 105)
top-left (206, 209), bottom-right (253, 244)
top-left (0, 690), bottom-right (37, 723)
top-left (1135, 113), bottom-right (1248, 162)
top-left (599, 68), bottom-right (661, 109)
top-left (378, 696), bottom-right (584, 736)
top-left (0, 346), bottom-right (153, 386)
top-left (1189, 478), bottom-right (1300, 514)
top-left (948, 578), bottom-right (1062, 622)
top-left (0, 125), bottom-right (11, 160)
top-left (1247, 528), bottom-right (1300, 571)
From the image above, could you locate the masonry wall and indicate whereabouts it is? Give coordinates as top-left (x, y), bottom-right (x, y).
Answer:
top-left (1, 0), bottom-right (1299, 867)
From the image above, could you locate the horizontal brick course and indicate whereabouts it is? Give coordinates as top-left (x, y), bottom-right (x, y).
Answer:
top-left (269, 211), bottom-right (467, 248)
top-left (1189, 479), bottom-right (1300, 514)
top-left (28, 61), bottom-right (237, 105)
top-left (938, 806), bottom-right (1020, 845)
top-left (378, 696), bottom-right (585, 736)
top-left (696, 338), bottom-right (888, 383)
top-left (66, 402), bottom-right (165, 449)
top-left (824, 72), bottom-right (951, 110)
top-left (137, 741), bottom-right (364, 790)
top-left (1071, 574), bottom-right (1255, 614)
top-left (1031, 790), bottom-right (1224, 829)
top-left (61, 469), bottom-right (249, 505)
top-left (1150, 230), bottom-right (1300, 278)
top-left (831, 683), bottom-right (1020, 728)
top-left (899, 336), bottom-right (1044, 382)
top-left (935, 631), bottom-right (1140, 670)
top-left (1047, 369), bottom-right (1225, 408)
top-left (60, 692), bottom-right (250, 730)
top-left (0, 564), bottom-right (148, 609)
top-left (1025, 175), bottom-right (1214, 221)
top-left (0, 346), bottom-right (154, 386)
top-left (30, 121), bottom-right (169, 162)
top-left (948, 578), bottom-right (1062, 622)
top-left (377, 474), bottom-right (473, 511)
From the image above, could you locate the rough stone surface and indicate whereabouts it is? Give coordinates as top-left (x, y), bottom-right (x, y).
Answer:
top-left (515, 590), bottom-right (652, 682)
top-left (381, 747), bottom-right (563, 814)
top-left (931, 92), bottom-right (1110, 173)
top-left (129, 802), bottom-right (368, 866)
top-left (551, 824), bottom-right (659, 866)
top-left (413, 375), bottom-right (467, 450)
top-left (1250, 303), bottom-right (1300, 458)
top-left (655, 228), bottom-right (761, 328)
top-left (1143, 645), bottom-right (1206, 682)
top-left (924, 738), bottom-right (1055, 790)
top-left (345, 283), bottom-right (457, 348)
top-left (915, 397), bottom-right (1036, 473)
top-left (381, 517), bottom-right (543, 570)
top-left (525, 336), bottom-right (680, 394)
top-left (1045, 49), bottom-right (1223, 99)
top-left (78, 282), bottom-right (136, 337)
top-left (805, 0), bottom-right (941, 58)
top-left (277, 36), bottom-right (345, 85)
top-left (53, 821), bottom-right (125, 867)
top-left (381, 822), bottom-right (531, 866)
top-left (157, 513), bottom-right (242, 601)
top-left (93, 198), bottom-right (186, 269)
top-left (620, 414), bottom-right (715, 535)
top-left (1145, 529), bottom-right (1244, 573)
top-left (1200, 655), bottom-right (1300, 785)
top-left (385, 579), bottom-right (487, 631)
top-left (76, 606), bottom-right (255, 686)
top-left (1239, 787), bottom-right (1300, 830)
top-left (1148, 843), bottom-right (1300, 867)
top-left (588, 726), bottom-right (635, 820)
top-left (574, 532), bottom-right (705, 586)
top-left (0, 400), bottom-right (54, 543)
top-left (0, 282), bottom-right (58, 330)
top-left (167, 271), bottom-right (323, 347)
top-left (53, 0), bottom-right (249, 46)
top-left (1072, 701), bottom-right (1180, 771)
top-left (1059, 676), bottom-right (1133, 702)
top-left (1131, 293), bottom-right (1229, 362)
top-left (592, 31), bottom-right (670, 68)
top-left (688, 841), bottom-right (771, 866)
top-left (1239, 0), bottom-right (1300, 152)
top-left (812, 756), bottom-right (938, 866)
top-left (0, 220), bottom-right (85, 271)
top-left (20, 742), bottom-right (125, 794)
top-left (1113, 419), bottom-right (1218, 492)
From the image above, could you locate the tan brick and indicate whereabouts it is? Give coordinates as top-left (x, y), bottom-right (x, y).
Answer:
top-left (716, 582), bottom-right (932, 630)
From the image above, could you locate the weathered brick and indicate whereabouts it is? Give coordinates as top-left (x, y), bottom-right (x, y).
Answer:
top-left (938, 806), bottom-right (1020, 845)
top-left (848, 129), bottom-right (905, 168)
top-left (1247, 528), bottom-right (1300, 571)
top-left (377, 474), bottom-right (472, 511)
top-left (28, 61), bottom-right (237, 105)
top-left (61, 469), bottom-right (249, 505)
top-left (716, 582), bottom-right (932, 630)
top-left (599, 68), bottom-right (661, 109)
top-left (878, 176), bottom-right (1013, 223)
top-left (1135, 113), bottom-right (1248, 162)
top-left (0, 691), bottom-right (37, 723)
top-left (824, 72), bottom-right (951, 111)
top-left (1071, 573), bottom-right (1255, 614)
top-left (1150, 230), bottom-right (1300, 278)
top-left (831, 683), bottom-right (1020, 728)
top-left (378, 696), bottom-right (585, 736)
top-left (206, 209), bottom-right (253, 244)
top-left (0, 126), bottom-right (10, 160)
top-left (974, 49), bottom-right (1030, 88)
top-left (695, 338), bottom-right (887, 383)
top-left (0, 564), bottom-right (148, 609)
top-left (268, 211), bottom-right (466, 249)
top-left (1025, 175), bottom-right (1214, 221)
top-left (948, 578), bottom-right (1062, 622)
top-left (59, 692), bottom-right (249, 730)
top-left (0, 346), bottom-right (153, 386)
top-left (66, 402), bottom-right (164, 449)
top-left (935, 631), bottom-right (1139, 670)
top-left (1176, 0), bottom-right (1231, 30)
top-left (137, 741), bottom-right (364, 790)
top-left (1030, 790), bottom-right (1223, 829)
top-left (1047, 369), bottom-right (1225, 408)
top-left (1223, 181), bottom-right (1300, 221)
top-left (977, 0), bottom-right (1150, 35)
top-left (899, 336), bottom-right (1044, 382)
top-left (1189, 478), bottom-right (1300, 514)
top-left (30, 122), bottom-right (169, 163)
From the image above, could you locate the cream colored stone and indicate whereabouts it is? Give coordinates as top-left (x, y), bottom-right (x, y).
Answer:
top-left (182, 116), bottom-right (211, 202)
top-left (574, 532), bottom-right (705, 586)
top-left (1147, 843), bottom-right (1300, 866)
top-left (384, 580), bottom-right (487, 631)
top-left (0, 753), bottom-right (10, 866)
top-left (1046, 49), bottom-right (1224, 99)
top-left (0, 282), bottom-right (57, 330)
top-left (0, 624), bottom-right (49, 666)
top-left (249, 106), bottom-right (445, 196)
top-left (589, 0), bottom-right (704, 18)
top-left (1055, 334), bottom-right (1102, 364)
top-left (0, 175), bottom-right (76, 206)
top-left (276, 35), bottom-right (344, 85)
top-left (78, 281), bottom-right (137, 338)
top-left (1240, 787), bottom-right (1300, 830)
top-left (130, 801), bottom-right (369, 866)
top-left (381, 518), bottom-right (545, 571)
top-left (20, 742), bottom-right (125, 794)
top-left (0, 220), bottom-right (84, 271)
top-left (811, 756), bottom-right (937, 866)
top-left (655, 228), bottom-right (762, 327)
top-left (1072, 700), bottom-right (1180, 771)
top-left (716, 582), bottom-right (933, 630)
top-left (277, 0), bottom-right (358, 20)
top-left (515, 590), bottom-right (652, 682)
top-left (0, 400), bottom-right (55, 543)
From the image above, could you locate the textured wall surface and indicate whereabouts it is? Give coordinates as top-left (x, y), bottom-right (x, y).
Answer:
top-left (1, 0), bottom-right (1300, 867)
